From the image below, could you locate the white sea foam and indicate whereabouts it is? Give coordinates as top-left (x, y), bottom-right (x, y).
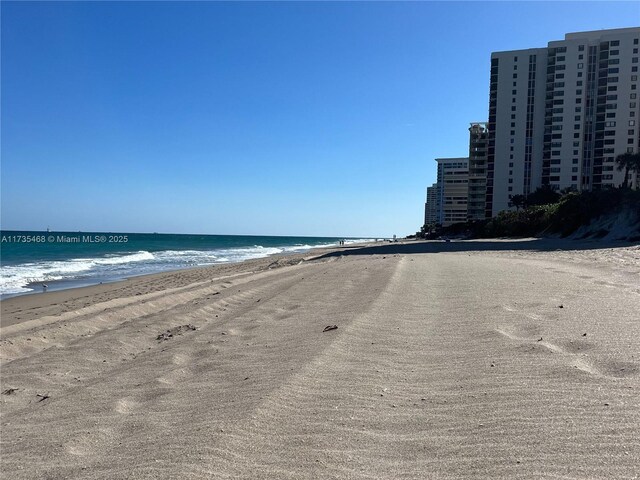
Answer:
top-left (93, 251), bottom-right (155, 265)
top-left (0, 240), bottom-right (376, 296)
top-left (0, 251), bottom-right (156, 295)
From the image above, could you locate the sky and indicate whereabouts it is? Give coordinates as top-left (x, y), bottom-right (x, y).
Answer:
top-left (1, 1), bottom-right (638, 237)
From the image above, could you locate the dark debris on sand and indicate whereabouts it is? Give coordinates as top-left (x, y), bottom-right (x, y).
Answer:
top-left (157, 324), bottom-right (197, 341)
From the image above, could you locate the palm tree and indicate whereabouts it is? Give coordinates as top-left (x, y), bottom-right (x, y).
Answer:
top-left (615, 152), bottom-right (640, 189)
top-left (508, 194), bottom-right (526, 211)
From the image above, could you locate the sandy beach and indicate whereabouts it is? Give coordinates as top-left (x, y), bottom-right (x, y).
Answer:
top-left (1, 239), bottom-right (639, 479)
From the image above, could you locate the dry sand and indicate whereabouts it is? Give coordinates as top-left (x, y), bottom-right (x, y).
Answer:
top-left (1, 239), bottom-right (639, 479)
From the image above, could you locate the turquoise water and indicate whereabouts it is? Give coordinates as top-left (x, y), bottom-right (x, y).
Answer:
top-left (0, 231), bottom-right (367, 296)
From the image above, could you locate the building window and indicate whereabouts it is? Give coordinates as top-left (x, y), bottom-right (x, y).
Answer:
top-left (629, 129), bottom-right (635, 135)
top-left (578, 72), bottom-right (583, 78)
top-left (579, 45), bottom-right (585, 51)
top-left (630, 120), bottom-right (636, 126)
top-left (576, 80), bottom-right (583, 86)
top-left (509, 162), bottom-right (514, 167)
top-left (632, 93), bottom-right (638, 99)
top-left (611, 40), bottom-right (620, 46)
top-left (577, 63), bottom-right (583, 69)
top-left (513, 73), bottom-right (517, 79)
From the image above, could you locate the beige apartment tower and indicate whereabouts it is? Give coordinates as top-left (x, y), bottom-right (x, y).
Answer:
top-left (435, 157), bottom-right (469, 227)
top-left (486, 27), bottom-right (640, 217)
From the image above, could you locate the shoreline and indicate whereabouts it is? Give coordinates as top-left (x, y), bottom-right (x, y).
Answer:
top-left (0, 244), bottom-right (346, 328)
top-left (1, 238), bottom-right (639, 478)
top-left (1, 234), bottom-right (379, 300)
top-left (1, 246), bottom-right (336, 301)
top-left (2, 237), bottom-right (635, 330)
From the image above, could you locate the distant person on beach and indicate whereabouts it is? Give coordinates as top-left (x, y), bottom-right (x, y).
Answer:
top-left (42, 284), bottom-right (48, 292)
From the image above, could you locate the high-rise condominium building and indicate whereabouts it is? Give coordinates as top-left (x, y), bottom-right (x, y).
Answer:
top-left (486, 27), bottom-right (640, 217)
top-left (424, 183), bottom-right (439, 225)
top-left (467, 122), bottom-right (489, 221)
top-left (436, 157), bottom-right (469, 227)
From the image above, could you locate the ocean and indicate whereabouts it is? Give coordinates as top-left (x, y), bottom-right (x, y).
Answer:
top-left (0, 231), bottom-right (371, 297)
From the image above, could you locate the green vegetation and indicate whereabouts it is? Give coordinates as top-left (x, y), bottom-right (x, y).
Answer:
top-left (419, 187), bottom-right (640, 241)
top-left (417, 153), bottom-right (640, 241)
top-left (615, 152), bottom-right (640, 189)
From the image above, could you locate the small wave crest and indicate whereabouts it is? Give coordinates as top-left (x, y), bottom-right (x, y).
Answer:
top-left (0, 239), bottom-right (375, 296)
top-left (0, 251), bottom-right (155, 295)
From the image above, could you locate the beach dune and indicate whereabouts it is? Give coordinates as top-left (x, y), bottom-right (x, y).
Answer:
top-left (1, 240), bottom-right (639, 479)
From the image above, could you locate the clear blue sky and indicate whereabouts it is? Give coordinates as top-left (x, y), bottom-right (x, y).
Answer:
top-left (1, 1), bottom-right (637, 237)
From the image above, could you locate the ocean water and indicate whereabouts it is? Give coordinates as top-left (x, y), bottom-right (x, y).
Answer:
top-left (0, 231), bottom-right (371, 297)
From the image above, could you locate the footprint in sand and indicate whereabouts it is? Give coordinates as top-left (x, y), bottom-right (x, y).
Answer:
top-left (172, 353), bottom-right (192, 366)
top-left (115, 397), bottom-right (140, 414)
top-left (156, 367), bottom-right (193, 385)
top-left (64, 427), bottom-right (114, 456)
top-left (497, 325), bottom-right (638, 380)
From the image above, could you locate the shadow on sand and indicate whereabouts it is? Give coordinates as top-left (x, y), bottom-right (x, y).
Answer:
top-left (317, 238), bottom-right (638, 259)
